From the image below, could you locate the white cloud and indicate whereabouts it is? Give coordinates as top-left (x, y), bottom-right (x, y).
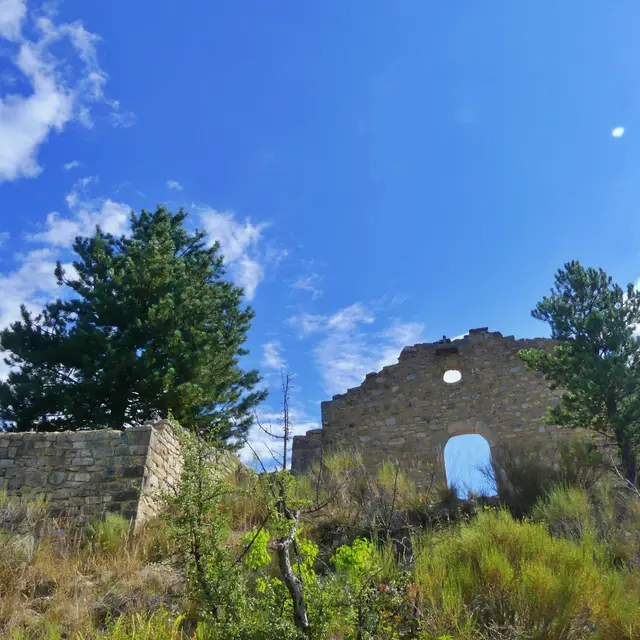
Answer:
top-left (107, 103), bottom-right (135, 128)
top-left (29, 176), bottom-right (129, 247)
top-left (612, 126), bottom-right (625, 138)
top-left (288, 304), bottom-right (424, 396)
top-left (32, 200), bottom-right (129, 247)
top-left (634, 279), bottom-right (640, 336)
top-left (2, 178), bottom-right (131, 380)
top-left (0, 0), bottom-right (26, 41)
top-left (166, 180), bottom-right (183, 191)
top-left (291, 273), bottom-right (323, 299)
top-left (377, 320), bottom-right (426, 369)
top-left (199, 210), bottom-right (266, 262)
top-left (63, 160), bottom-right (81, 170)
top-left (287, 312), bottom-right (329, 338)
top-left (0, 5), bottom-right (133, 182)
top-left (265, 245), bottom-right (288, 268)
top-left (235, 256), bottom-right (264, 300)
top-left (0, 247), bottom-right (59, 332)
top-left (198, 208), bottom-right (269, 300)
top-left (0, 247), bottom-right (76, 380)
top-left (327, 303), bottom-right (374, 331)
top-left (262, 341), bottom-right (286, 370)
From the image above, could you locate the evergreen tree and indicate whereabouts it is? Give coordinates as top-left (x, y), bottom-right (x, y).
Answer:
top-left (519, 261), bottom-right (640, 486)
top-left (0, 207), bottom-right (266, 444)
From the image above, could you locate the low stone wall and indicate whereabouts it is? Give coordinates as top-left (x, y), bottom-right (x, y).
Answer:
top-left (0, 420), bottom-right (182, 530)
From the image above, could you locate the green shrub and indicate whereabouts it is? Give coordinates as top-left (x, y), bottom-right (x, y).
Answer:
top-left (86, 611), bottom-right (185, 639)
top-left (137, 516), bottom-right (177, 563)
top-left (532, 485), bottom-right (592, 540)
top-left (483, 437), bottom-right (607, 519)
top-left (240, 527), bottom-right (271, 571)
top-left (86, 513), bottom-right (132, 553)
top-left (8, 623), bottom-right (65, 640)
top-left (414, 508), bottom-right (640, 639)
top-left (331, 537), bottom-right (375, 584)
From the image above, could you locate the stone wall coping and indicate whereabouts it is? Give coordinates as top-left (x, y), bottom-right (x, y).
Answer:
top-left (0, 423), bottom-right (170, 440)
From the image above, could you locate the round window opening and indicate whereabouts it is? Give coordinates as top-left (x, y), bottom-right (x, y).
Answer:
top-left (443, 369), bottom-right (462, 384)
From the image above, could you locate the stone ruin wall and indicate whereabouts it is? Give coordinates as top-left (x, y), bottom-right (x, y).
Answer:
top-left (0, 419), bottom-right (182, 531)
top-left (292, 328), bottom-right (580, 485)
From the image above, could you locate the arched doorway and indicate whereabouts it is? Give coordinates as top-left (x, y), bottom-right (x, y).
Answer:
top-left (444, 433), bottom-right (497, 498)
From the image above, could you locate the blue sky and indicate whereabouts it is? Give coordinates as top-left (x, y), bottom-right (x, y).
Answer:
top-left (1, 1), bottom-right (638, 490)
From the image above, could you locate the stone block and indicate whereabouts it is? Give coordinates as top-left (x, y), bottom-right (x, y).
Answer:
top-left (48, 471), bottom-right (67, 485)
top-left (70, 472), bottom-right (91, 482)
top-left (72, 457), bottom-right (94, 467)
top-left (122, 465), bottom-right (145, 478)
top-left (25, 471), bottom-right (48, 486)
top-left (113, 490), bottom-right (138, 502)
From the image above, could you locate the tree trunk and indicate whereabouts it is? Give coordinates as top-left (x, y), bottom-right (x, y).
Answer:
top-left (275, 518), bottom-right (310, 635)
top-left (620, 436), bottom-right (638, 488)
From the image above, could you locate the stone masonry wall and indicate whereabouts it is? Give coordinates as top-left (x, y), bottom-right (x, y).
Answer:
top-left (292, 328), bottom-right (577, 485)
top-left (0, 419), bottom-right (181, 531)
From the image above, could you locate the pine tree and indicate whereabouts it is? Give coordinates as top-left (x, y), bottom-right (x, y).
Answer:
top-left (0, 207), bottom-right (266, 444)
top-left (519, 261), bottom-right (640, 487)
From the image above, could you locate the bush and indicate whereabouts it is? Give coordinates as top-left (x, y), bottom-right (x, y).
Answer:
top-left (532, 485), bottom-right (592, 540)
top-left (86, 513), bottom-right (132, 553)
top-left (414, 508), bottom-right (640, 639)
top-left (482, 437), bottom-right (607, 518)
top-left (92, 611), bottom-right (186, 639)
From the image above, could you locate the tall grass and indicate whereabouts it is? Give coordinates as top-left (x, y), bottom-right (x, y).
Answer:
top-left (0, 494), bottom-right (180, 639)
top-left (414, 506), bottom-right (640, 639)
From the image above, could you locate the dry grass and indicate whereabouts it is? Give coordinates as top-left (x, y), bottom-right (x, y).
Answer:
top-left (0, 494), bottom-right (182, 639)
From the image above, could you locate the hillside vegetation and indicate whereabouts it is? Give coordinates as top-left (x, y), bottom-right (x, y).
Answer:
top-left (1, 439), bottom-right (640, 640)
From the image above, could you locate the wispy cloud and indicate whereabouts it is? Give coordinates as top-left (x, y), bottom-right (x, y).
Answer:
top-left (0, 2), bottom-right (133, 182)
top-left (28, 177), bottom-right (130, 247)
top-left (0, 247), bottom-right (73, 380)
top-left (63, 160), bottom-right (82, 171)
top-left (166, 179), bottom-right (183, 191)
top-left (0, 0), bottom-right (26, 41)
top-left (2, 180), bottom-right (131, 380)
top-left (262, 341), bottom-right (286, 371)
top-left (288, 303), bottom-right (424, 396)
top-left (265, 245), bottom-right (289, 269)
top-left (0, 232), bottom-right (9, 248)
top-left (291, 272), bottom-right (323, 300)
top-left (65, 175), bottom-right (97, 208)
top-left (198, 208), bottom-right (269, 300)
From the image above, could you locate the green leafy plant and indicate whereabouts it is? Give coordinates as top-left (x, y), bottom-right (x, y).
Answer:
top-left (164, 430), bottom-right (244, 622)
top-left (86, 513), bottom-right (132, 553)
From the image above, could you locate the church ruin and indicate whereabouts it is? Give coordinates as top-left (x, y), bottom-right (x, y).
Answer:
top-left (291, 328), bottom-right (569, 485)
